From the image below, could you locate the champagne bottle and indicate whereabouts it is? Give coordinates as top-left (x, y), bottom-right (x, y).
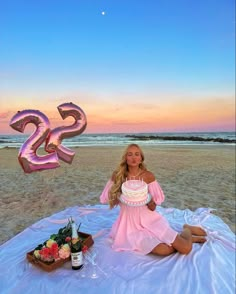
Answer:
top-left (71, 221), bottom-right (83, 270)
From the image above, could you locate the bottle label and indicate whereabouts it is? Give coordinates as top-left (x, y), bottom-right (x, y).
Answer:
top-left (71, 251), bottom-right (83, 267)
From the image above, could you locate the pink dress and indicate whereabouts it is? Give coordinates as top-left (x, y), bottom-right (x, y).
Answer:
top-left (100, 180), bottom-right (178, 255)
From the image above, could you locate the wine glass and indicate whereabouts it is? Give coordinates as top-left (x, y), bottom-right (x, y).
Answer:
top-left (84, 247), bottom-right (112, 280)
top-left (89, 248), bottom-right (99, 279)
top-left (80, 257), bottom-right (88, 278)
top-left (84, 248), bottom-right (99, 279)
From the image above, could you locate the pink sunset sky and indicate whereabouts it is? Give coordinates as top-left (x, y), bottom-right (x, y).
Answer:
top-left (0, 92), bottom-right (235, 134)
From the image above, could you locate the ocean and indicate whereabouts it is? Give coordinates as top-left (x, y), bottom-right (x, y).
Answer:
top-left (0, 132), bottom-right (235, 149)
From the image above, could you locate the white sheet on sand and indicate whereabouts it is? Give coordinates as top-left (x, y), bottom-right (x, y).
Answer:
top-left (0, 205), bottom-right (235, 294)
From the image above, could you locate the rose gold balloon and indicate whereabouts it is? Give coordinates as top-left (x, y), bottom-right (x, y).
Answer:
top-left (45, 102), bottom-right (87, 164)
top-left (45, 102), bottom-right (87, 163)
top-left (9, 109), bottom-right (60, 173)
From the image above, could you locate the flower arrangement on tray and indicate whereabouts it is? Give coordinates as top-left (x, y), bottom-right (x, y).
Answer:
top-left (27, 217), bottom-right (94, 272)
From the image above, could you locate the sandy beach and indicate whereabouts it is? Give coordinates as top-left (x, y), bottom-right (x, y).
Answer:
top-left (0, 145), bottom-right (235, 245)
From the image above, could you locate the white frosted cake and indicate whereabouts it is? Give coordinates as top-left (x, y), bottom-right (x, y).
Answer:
top-left (119, 180), bottom-right (151, 206)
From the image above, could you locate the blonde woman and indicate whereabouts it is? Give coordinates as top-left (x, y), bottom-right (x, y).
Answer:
top-left (100, 144), bottom-right (206, 256)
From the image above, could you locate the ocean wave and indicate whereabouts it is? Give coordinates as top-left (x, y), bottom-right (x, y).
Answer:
top-left (0, 132), bottom-right (235, 149)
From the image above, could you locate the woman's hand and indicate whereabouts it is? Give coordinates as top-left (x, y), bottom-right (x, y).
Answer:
top-left (147, 198), bottom-right (156, 211)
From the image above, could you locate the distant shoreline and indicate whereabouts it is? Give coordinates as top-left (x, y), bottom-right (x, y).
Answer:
top-left (0, 132), bottom-right (235, 149)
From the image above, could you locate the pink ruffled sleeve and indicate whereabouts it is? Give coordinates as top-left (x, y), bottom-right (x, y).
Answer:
top-left (148, 181), bottom-right (165, 205)
top-left (100, 180), bottom-right (114, 204)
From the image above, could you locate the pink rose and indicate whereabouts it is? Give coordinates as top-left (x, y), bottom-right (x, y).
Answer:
top-left (65, 236), bottom-right (71, 243)
top-left (50, 242), bottom-right (59, 259)
top-left (82, 245), bottom-right (88, 253)
top-left (59, 244), bottom-right (71, 259)
top-left (39, 247), bottom-right (53, 262)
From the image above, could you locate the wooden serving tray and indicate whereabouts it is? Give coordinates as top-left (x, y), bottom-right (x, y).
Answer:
top-left (27, 232), bottom-right (94, 272)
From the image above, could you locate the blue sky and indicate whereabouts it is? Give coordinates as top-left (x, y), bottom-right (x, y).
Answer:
top-left (0, 0), bottom-right (235, 133)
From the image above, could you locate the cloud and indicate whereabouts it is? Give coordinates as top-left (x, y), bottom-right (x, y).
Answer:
top-left (0, 112), bottom-right (10, 119)
top-left (0, 90), bottom-right (234, 134)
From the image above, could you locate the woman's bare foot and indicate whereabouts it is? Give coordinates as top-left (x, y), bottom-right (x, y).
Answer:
top-left (192, 236), bottom-right (207, 243)
top-left (183, 224), bottom-right (207, 236)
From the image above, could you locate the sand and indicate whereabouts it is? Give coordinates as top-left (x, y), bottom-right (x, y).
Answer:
top-left (0, 145), bottom-right (235, 245)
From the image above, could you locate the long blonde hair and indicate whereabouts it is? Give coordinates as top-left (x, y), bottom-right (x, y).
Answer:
top-left (108, 144), bottom-right (147, 209)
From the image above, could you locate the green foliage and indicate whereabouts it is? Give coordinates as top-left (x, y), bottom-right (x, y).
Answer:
top-left (33, 218), bottom-right (84, 252)
top-left (35, 244), bottom-right (43, 250)
top-left (34, 222), bottom-right (73, 251)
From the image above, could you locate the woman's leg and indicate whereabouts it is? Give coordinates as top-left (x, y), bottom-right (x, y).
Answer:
top-left (183, 224), bottom-right (207, 243)
top-left (151, 227), bottom-right (192, 256)
top-left (192, 236), bottom-right (206, 243)
top-left (151, 243), bottom-right (176, 256)
top-left (171, 226), bottom-right (193, 254)
top-left (183, 224), bottom-right (207, 236)
top-left (151, 225), bottom-right (206, 256)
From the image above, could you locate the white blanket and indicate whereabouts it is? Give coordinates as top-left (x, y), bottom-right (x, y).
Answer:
top-left (0, 205), bottom-right (235, 294)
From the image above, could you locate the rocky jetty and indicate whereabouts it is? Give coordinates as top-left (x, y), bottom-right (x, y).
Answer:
top-left (125, 135), bottom-right (236, 143)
